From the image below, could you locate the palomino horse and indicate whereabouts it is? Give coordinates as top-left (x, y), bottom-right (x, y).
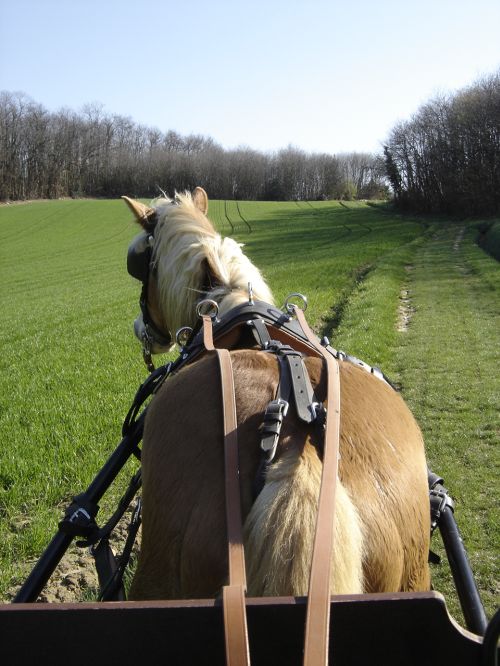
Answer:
top-left (123, 188), bottom-right (430, 602)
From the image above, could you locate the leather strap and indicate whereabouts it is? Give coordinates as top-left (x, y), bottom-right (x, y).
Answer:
top-left (260, 356), bottom-right (291, 462)
top-left (204, 308), bottom-right (341, 665)
top-left (286, 353), bottom-right (318, 423)
top-left (294, 307), bottom-right (341, 666)
top-left (217, 347), bottom-right (247, 590)
top-left (251, 318), bottom-right (272, 347)
top-left (202, 314), bottom-right (215, 351)
top-left (223, 584), bottom-right (251, 666)
top-left (202, 316), bottom-right (250, 666)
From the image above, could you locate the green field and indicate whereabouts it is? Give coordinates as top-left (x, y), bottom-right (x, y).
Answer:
top-left (0, 198), bottom-right (498, 621)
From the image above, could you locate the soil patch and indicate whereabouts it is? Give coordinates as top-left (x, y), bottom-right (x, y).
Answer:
top-left (397, 265), bottom-right (415, 332)
top-left (9, 508), bottom-right (141, 603)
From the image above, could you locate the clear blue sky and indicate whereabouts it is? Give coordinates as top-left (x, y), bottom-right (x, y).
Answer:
top-left (1, 0), bottom-right (499, 155)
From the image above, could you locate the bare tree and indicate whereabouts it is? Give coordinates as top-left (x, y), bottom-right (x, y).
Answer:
top-left (0, 91), bottom-right (388, 203)
top-left (384, 69), bottom-right (500, 215)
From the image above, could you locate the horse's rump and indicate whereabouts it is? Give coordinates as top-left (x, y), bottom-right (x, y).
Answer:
top-left (130, 349), bottom-right (430, 600)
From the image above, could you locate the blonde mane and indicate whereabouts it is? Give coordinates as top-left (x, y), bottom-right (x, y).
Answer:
top-left (152, 192), bottom-right (274, 336)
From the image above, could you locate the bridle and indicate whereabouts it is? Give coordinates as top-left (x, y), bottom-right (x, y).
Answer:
top-left (127, 205), bottom-right (175, 369)
top-left (135, 280), bottom-right (173, 371)
top-left (126, 198), bottom-right (229, 372)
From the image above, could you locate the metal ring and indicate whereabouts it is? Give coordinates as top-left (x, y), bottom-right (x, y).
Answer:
top-left (175, 326), bottom-right (193, 347)
top-left (284, 293), bottom-right (308, 314)
top-left (196, 299), bottom-right (219, 319)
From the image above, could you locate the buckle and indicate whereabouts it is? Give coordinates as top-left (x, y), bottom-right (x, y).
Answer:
top-left (309, 401), bottom-right (323, 421)
top-left (261, 399), bottom-right (289, 460)
top-left (265, 398), bottom-right (289, 421)
top-left (429, 486), bottom-right (455, 533)
top-left (69, 507), bottom-right (92, 523)
top-left (59, 494), bottom-right (99, 539)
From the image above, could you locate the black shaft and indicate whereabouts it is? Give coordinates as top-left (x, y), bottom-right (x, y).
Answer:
top-left (439, 505), bottom-right (488, 635)
top-left (13, 414), bottom-right (145, 603)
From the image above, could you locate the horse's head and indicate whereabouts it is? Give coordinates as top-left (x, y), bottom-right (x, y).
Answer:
top-left (123, 187), bottom-right (273, 364)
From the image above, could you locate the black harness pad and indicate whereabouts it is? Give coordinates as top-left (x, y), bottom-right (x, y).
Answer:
top-left (179, 300), bottom-right (396, 390)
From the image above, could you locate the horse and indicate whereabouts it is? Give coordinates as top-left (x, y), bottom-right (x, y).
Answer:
top-left (122, 187), bottom-right (431, 601)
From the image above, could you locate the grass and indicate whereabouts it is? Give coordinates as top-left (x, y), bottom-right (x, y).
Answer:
top-left (0, 200), bottom-right (145, 592)
top-left (478, 219), bottom-right (500, 261)
top-left (334, 220), bottom-right (499, 620)
top-left (393, 223), bottom-right (500, 619)
top-left (0, 198), bottom-right (498, 623)
top-left (215, 199), bottom-right (425, 329)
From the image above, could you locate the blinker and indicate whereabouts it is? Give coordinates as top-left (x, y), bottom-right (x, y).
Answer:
top-left (127, 232), bottom-right (154, 282)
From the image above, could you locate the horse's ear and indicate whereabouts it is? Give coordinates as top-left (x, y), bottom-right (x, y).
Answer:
top-left (192, 187), bottom-right (209, 215)
top-left (122, 196), bottom-right (157, 231)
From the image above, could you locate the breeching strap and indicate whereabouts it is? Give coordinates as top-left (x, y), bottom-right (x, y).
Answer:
top-left (202, 316), bottom-right (250, 666)
top-left (294, 307), bottom-right (341, 666)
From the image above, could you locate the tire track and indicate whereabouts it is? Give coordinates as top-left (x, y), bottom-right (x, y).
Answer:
top-left (223, 199), bottom-right (235, 234)
top-left (294, 199), bottom-right (353, 241)
top-left (0, 200), bottom-right (88, 244)
top-left (235, 200), bottom-right (252, 232)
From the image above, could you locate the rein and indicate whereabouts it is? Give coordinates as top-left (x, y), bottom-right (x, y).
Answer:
top-left (202, 314), bottom-right (250, 666)
top-left (197, 299), bottom-right (342, 666)
top-left (295, 307), bottom-right (341, 666)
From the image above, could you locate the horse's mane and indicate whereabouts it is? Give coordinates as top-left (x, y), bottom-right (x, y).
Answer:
top-left (152, 192), bottom-right (274, 335)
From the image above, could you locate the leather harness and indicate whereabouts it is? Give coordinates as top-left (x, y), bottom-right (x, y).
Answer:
top-left (121, 297), bottom-right (395, 665)
top-left (196, 300), bottom-right (344, 666)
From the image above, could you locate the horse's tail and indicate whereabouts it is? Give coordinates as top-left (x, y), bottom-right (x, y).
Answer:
top-left (243, 441), bottom-right (364, 596)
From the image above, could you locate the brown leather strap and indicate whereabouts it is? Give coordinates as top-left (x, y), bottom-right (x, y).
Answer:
top-left (217, 347), bottom-right (247, 591)
top-left (202, 315), bottom-right (250, 666)
top-left (294, 307), bottom-right (341, 666)
top-left (202, 314), bottom-right (215, 351)
top-left (223, 584), bottom-right (251, 666)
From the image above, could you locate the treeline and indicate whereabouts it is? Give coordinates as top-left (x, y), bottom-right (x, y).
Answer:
top-left (384, 70), bottom-right (500, 216)
top-left (0, 91), bottom-right (386, 202)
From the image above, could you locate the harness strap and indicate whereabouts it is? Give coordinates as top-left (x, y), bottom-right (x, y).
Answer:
top-left (92, 537), bottom-right (124, 601)
top-left (286, 353), bottom-right (319, 424)
top-left (202, 316), bottom-right (250, 666)
top-left (202, 313), bottom-right (215, 351)
top-left (258, 335), bottom-right (322, 427)
top-left (257, 338), bottom-right (324, 498)
top-left (260, 355), bottom-right (291, 462)
top-left (293, 307), bottom-right (341, 666)
top-left (250, 318), bottom-right (272, 347)
top-left (98, 497), bottom-right (142, 602)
